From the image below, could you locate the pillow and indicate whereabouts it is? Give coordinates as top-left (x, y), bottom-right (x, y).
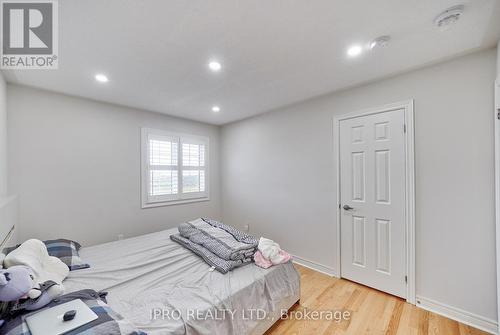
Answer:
top-left (3, 239), bottom-right (89, 271)
top-left (43, 239), bottom-right (90, 271)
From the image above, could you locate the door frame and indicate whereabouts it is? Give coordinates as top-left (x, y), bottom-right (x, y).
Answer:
top-left (333, 99), bottom-right (416, 304)
top-left (494, 79), bottom-right (500, 330)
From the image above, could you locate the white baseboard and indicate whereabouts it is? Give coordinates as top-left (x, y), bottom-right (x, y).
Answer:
top-left (416, 296), bottom-right (498, 334)
top-left (291, 254), bottom-right (337, 277)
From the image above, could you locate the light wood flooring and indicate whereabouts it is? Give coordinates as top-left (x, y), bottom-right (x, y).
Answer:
top-left (265, 265), bottom-right (489, 335)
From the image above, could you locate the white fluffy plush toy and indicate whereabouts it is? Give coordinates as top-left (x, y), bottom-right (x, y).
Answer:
top-left (3, 239), bottom-right (68, 311)
top-left (4, 239), bottom-right (69, 284)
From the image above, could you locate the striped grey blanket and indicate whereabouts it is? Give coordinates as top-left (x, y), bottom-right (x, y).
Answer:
top-left (170, 234), bottom-right (250, 274)
top-left (171, 218), bottom-right (258, 273)
top-left (1, 290), bottom-right (146, 335)
top-left (179, 218), bottom-right (258, 261)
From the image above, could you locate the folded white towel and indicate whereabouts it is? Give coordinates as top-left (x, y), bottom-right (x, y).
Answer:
top-left (258, 237), bottom-right (288, 264)
top-left (4, 239), bottom-right (69, 284)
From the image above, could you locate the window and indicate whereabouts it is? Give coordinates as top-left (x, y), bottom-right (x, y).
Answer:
top-left (141, 128), bottom-right (209, 208)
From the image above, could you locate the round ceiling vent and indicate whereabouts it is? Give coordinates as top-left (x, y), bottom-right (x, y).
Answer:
top-left (434, 5), bottom-right (465, 30)
top-left (370, 35), bottom-right (391, 50)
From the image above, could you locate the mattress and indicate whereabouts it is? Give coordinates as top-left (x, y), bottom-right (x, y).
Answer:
top-left (63, 228), bottom-right (300, 335)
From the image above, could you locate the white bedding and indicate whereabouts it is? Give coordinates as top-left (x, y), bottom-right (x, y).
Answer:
top-left (63, 228), bottom-right (300, 335)
top-left (4, 239), bottom-right (69, 284)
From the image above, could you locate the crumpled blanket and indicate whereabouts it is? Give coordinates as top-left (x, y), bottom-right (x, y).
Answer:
top-left (201, 218), bottom-right (259, 245)
top-left (4, 239), bottom-right (68, 285)
top-left (254, 237), bottom-right (292, 269)
top-left (178, 218), bottom-right (257, 261)
top-left (170, 234), bottom-right (250, 274)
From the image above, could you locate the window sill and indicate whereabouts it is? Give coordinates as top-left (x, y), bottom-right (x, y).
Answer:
top-left (142, 197), bottom-right (210, 209)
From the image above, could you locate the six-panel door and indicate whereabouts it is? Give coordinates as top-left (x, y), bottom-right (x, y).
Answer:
top-left (339, 109), bottom-right (406, 298)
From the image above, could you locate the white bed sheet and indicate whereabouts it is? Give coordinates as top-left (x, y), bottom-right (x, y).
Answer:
top-left (63, 228), bottom-right (300, 335)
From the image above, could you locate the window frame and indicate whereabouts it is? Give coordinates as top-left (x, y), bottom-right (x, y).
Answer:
top-left (141, 128), bottom-right (210, 208)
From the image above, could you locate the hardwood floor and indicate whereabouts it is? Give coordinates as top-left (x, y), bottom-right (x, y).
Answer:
top-left (265, 265), bottom-right (489, 335)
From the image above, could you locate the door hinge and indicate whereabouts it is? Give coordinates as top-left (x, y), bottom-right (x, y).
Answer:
top-left (405, 275), bottom-right (408, 284)
top-left (403, 124), bottom-right (407, 133)
top-left (338, 203), bottom-right (341, 209)
top-left (497, 110), bottom-right (500, 120)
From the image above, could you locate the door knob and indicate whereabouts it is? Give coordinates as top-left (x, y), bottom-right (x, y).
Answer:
top-left (343, 205), bottom-right (354, 211)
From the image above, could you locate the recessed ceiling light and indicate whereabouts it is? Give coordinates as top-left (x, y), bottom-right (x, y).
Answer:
top-left (212, 106), bottom-right (221, 113)
top-left (95, 74), bottom-right (109, 83)
top-left (208, 61), bottom-right (222, 72)
top-left (347, 45), bottom-right (363, 57)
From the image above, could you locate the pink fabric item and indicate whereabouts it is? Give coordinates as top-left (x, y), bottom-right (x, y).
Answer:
top-left (254, 250), bottom-right (273, 269)
top-left (254, 250), bottom-right (292, 269)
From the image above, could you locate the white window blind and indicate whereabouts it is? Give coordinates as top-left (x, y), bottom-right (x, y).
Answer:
top-left (142, 128), bottom-right (209, 207)
top-left (182, 143), bottom-right (206, 194)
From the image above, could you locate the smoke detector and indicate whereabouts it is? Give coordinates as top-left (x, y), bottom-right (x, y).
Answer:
top-left (434, 5), bottom-right (464, 30)
top-left (370, 36), bottom-right (391, 50)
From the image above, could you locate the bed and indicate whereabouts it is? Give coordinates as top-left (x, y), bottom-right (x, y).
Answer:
top-left (63, 228), bottom-right (301, 335)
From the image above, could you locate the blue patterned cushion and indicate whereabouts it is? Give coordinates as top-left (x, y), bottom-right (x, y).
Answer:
top-left (43, 239), bottom-right (90, 271)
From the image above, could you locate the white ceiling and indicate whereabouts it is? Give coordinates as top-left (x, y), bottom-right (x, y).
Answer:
top-left (3, 0), bottom-right (500, 125)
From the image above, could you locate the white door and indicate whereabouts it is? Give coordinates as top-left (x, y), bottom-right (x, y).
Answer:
top-left (339, 108), bottom-right (406, 298)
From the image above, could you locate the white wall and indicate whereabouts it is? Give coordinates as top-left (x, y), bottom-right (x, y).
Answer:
top-left (221, 49), bottom-right (497, 322)
top-left (497, 41), bottom-right (500, 79)
top-left (7, 85), bottom-right (221, 246)
top-left (495, 41), bottom-right (500, 329)
top-left (0, 72), bottom-right (7, 197)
